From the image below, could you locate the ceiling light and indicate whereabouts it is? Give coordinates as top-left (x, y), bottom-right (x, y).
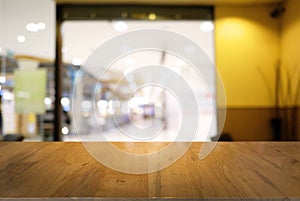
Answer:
top-left (26, 22), bottom-right (46, 32)
top-left (200, 21), bottom-right (214, 32)
top-left (44, 97), bottom-right (52, 105)
top-left (3, 91), bottom-right (13, 100)
top-left (0, 76), bottom-right (6, 83)
top-left (38, 22), bottom-right (46, 30)
top-left (62, 126), bottom-right (69, 135)
top-left (72, 58), bottom-right (82, 66)
top-left (114, 21), bottom-right (128, 32)
top-left (148, 13), bottom-right (157, 20)
top-left (17, 35), bottom-right (26, 43)
top-left (26, 23), bottom-right (39, 32)
top-left (61, 97), bottom-right (70, 107)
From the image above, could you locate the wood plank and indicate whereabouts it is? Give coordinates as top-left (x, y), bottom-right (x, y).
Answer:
top-left (0, 142), bottom-right (299, 198)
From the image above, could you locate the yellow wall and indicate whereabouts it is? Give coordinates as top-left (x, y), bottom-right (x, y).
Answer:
top-left (281, 0), bottom-right (300, 106)
top-left (215, 5), bottom-right (281, 107)
top-left (215, 2), bottom-right (300, 140)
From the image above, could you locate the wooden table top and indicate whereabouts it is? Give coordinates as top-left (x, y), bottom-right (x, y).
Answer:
top-left (0, 142), bottom-right (300, 199)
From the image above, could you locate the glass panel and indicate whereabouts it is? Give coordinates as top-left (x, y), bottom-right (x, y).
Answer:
top-left (62, 20), bottom-right (216, 141)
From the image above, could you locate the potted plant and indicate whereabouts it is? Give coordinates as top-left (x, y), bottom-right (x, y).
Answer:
top-left (258, 61), bottom-right (299, 141)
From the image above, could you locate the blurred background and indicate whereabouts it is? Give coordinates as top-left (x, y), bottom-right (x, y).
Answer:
top-left (0, 0), bottom-right (299, 141)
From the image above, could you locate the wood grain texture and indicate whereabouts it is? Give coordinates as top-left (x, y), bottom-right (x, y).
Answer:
top-left (0, 142), bottom-right (300, 199)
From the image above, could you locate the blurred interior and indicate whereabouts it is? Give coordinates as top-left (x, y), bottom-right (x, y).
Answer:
top-left (0, 0), bottom-right (299, 142)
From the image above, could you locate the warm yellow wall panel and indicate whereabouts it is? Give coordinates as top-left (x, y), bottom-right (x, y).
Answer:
top-left (281, 0), bottom-right (300, 106)
top-left (215, 5), bottom-right (281, 107)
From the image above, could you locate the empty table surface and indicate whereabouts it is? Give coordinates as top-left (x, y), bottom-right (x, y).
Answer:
top-left (0, 142), bottom-right (300, 200)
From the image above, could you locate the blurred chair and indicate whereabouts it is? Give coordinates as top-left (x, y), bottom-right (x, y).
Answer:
top-left (211, 133), bottom-right (233, 141)
top-left (3, 134), bottom-right (24, 141)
